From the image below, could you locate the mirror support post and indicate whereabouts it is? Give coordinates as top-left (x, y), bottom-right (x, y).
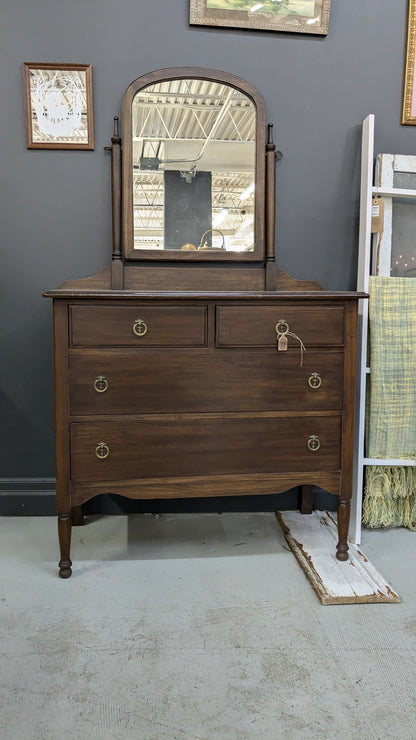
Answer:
top-left (110, 116), bottom-right (124, 290)
top-left (265, 123), bottom-right (277, 290)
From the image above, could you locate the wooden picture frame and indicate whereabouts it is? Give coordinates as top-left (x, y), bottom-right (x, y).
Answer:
top-left (190, 0), bottom-right (331, 35)
top-left (23, 63), bottom-right (94, 149)
top-left (403, 1), bottom-right (416, 125)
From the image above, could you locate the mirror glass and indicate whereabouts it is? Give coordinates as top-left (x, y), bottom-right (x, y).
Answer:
top-left (131, 78), bottom-right (256, 253)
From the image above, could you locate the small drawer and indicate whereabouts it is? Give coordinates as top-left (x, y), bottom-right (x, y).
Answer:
top-left (216, 305), bottom-right (345, 347)
top-left (70, 416), bottom-right (341, 482)
top-left (70, 305), bottom-right (207, 347)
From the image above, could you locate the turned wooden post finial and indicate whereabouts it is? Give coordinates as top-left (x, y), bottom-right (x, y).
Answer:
top-left (113, 115), bottom-right (120, 139)
top-left (266, 122), bottom-right (274, 149)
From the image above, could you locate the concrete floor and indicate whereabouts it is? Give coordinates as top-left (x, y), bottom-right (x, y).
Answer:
top-left (0, 512), bottom-right (415, 740)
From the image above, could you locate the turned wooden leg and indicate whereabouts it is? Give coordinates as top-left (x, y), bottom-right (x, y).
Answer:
top-left (58, 513), bottom-right (72, 578)
top-left (336, 499), bottom-right (350, 561)
top-left (71, 504), bottom-right (84, 526)
top-left (300, 485), bottom-right (313, 514)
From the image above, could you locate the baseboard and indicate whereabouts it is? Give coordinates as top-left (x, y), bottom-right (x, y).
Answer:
top-left (0, 480), bottom-right (337, 516)
top-left (0, 478), bottom-right (57, 515)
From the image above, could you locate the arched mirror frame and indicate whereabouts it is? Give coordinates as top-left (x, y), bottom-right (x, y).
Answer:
top-left (121, 67), bottom-right (266, 262)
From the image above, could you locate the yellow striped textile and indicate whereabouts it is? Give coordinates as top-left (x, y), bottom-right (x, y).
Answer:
top-left (363, 277), bottom-right (416, 530)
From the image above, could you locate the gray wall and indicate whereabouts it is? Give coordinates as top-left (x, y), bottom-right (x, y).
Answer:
top-left (1, 0), bottom-right (415, 481)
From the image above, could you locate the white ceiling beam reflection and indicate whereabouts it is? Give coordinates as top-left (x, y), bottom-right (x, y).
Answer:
top-left (137, 109), bottom-right (152, 139)
top-left (133, 136), bottom-right (252, 145)
top-left (187, 88), bottom-right (238, 164)
top-left (239, 182), bottom-right (255, 202)
top-left (155, 106), bottom-right (173, 139)
top-left (135, 90), bottom-right (250, 103)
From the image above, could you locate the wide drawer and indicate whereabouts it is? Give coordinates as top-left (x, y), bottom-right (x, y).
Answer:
top-left (69, 351), bottom-right (344, 415)
top-left (70, 416), bottom-right (341, 482)
top-left (216, 305), bottom-right (345, 347)
top-left (70, 305), bottom-right (207, 347)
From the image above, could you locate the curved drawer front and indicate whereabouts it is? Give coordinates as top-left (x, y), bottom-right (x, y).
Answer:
top-left (216, 305), bottom-right (345, 347)
top-left (70, 416), bottom-right (341, 482)
top-left (70, 305), bottom-right (207, 347)
top-left (69, 351), bottom-right (344, 415)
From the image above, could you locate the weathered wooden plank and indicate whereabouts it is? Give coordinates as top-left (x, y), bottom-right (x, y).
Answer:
top-left (276, 510), bottom-right (401, 605)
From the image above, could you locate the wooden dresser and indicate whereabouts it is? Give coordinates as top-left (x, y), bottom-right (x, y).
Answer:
top-left (45, 280), bottom-right (363, 577)
top-left (44, 67), bottom-right (366, 577)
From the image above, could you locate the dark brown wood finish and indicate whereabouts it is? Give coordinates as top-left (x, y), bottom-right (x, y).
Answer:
top-left (265, 123), bottom-right (278, 291)
top-left (216, 304), bottom-right (345, 346)
top-left (52, 300), bottom-right (72, 578)
top-left (69, 350), bottom-right (344, 415)
top-left (46, 288), bottom-right (365, 576)
top-left (336, 298), bottom-right (359, 560)
top-left (44, 67), bottom-right (367, 577)
top-left (71, 471), bottom-right (343, 507)
top-left (70, 305), bottom-right (208, 346)
top-left (300, 485), bottom-right (314, 514)
top-left (52, 265), bottom-right (324, 294)
top-left (71, 505), bottom-right (84, 526)
top-left (70, 414), bottom-right (342, 481)
top-left (110, 116), bottom-right (123, 290)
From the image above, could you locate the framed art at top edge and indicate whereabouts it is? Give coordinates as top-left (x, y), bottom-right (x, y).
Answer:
top-left (23, 63), bottom-right (94, 149)
top-left (403, 0), bottom-right (416, 124)
top-left (189, 0), bottom-right (331, 35)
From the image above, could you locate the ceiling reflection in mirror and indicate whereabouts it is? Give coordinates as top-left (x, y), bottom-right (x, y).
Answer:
top-left (131, 78), bottom-right (256, 253)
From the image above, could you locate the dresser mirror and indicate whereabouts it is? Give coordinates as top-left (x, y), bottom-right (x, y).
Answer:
top-left (121, 68), bottom-right (266, 261)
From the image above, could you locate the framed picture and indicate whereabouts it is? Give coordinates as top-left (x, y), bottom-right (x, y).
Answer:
top-left (189, 0), bottom-right (331, 35)
top-left (23, 63), bottom-right (94, 149)
top-left (403, 1), bottom-right (416, 125)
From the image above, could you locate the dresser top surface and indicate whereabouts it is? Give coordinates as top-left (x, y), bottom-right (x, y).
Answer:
top-left (44, 289), bottom-right (368, 301)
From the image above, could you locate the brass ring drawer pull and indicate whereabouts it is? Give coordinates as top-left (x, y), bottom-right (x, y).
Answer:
top-left (275, 320), bottom-right (289, 335)
top-left (308, 372), bottom-right (322, 389)
top-left (95, 442), bottom-right (110, 460)
top-left (307, 435), bottom-right (321, 452)
top-left (132, 318), bottom-right (148, 337)
top-left (93, 375), bottom-right (109, 393)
